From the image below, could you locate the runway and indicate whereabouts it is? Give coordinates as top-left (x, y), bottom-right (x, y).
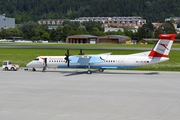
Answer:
top-left (0, 69), bottom-right (180, 120)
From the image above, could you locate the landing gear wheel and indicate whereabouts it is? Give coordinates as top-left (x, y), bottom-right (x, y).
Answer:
top-left (32, 68), bottom-right (36, 71)
top-left (87, 70), bottom-right (92, 74)
top-left (99, 68), bottom-right (104, 72)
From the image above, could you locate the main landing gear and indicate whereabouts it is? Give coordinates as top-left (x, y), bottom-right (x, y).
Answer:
top-left (86, 63), bottom-right (105, 74)
top-left (86, 68), bottom-right (105, 74)
top-left (87, 70), bottom-right (92, 74)
top-left (87, 63), bottom-right (92, 74)
top-left (99, 68), bottom-right (105, 72)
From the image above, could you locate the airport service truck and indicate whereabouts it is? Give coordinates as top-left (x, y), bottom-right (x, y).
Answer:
top-left (2, 60), bottom-right (19, 71)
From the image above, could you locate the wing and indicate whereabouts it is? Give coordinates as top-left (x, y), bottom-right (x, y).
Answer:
top-left (96, 52), bottom-right (112, 55)
top-left (69, 55), bottom-right (105, 65)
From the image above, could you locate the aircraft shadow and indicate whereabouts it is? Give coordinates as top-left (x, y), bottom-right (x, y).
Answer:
top-left (25, 69), bottom-right (159, 76)
top-left (63, 70), bottom-right (159, 76)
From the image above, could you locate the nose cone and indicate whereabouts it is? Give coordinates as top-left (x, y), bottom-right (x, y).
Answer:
top-left (26, 61), bottom-right (32, 67)
top-left (26, 60), bottom-right (43, 68)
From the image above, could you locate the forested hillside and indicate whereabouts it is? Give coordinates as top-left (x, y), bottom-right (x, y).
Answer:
top-left (0, 0), bottom-right (180, 23)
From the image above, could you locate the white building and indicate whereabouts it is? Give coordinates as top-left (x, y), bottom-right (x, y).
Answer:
top-left (0, 14), bottom-right (15, 29)
top-left (71, 16), bottom-right (146, 27)
top-left (104, 27), bottom-right (124, 32)
top-left (165, 17), bottom-right (180, 23)
top-left (38, 19), bottom-right (70, 25)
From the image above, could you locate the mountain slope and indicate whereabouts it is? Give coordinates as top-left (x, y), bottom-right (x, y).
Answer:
top-left (0, 0), bottom-right (180, 23)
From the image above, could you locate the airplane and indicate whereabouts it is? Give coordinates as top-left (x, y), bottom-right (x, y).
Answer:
top-left (26, 34), bottom-right (177, 74)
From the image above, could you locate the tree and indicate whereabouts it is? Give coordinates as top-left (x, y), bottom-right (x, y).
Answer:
top-left (132, 32), bottom-right (140, 41)
top-left (141, 22), bottom-right (155, 38)
top-left (176, 33), bottom-right (180, 39)
top-left (0, 28), bottom-right (23, 39)
top-left (18, 21), bottom-right (38, 39)
top-left (49, 29), bottom-right (57, 42)
top-left (177, 21), bottom-right (180, 28)
top-left (136, 27), bottom-right (143, 40)
top-left (41, 32), bottom-right (50, 40)
top-left (82, 21), bottom-right (103, 33)
top-left (2, 0), bottom-right (180, 23)
top-left (0, 29), bottom-right (8, 39)
top-left (123, 28), bottom-right (133, 38)
top-left (6, 28), bottom-right (23, 37)
top-left (91, 27), bottom-right (105, 36)
top-left (62, 24), bottom-right (74, 41)
top-left (54, 25), bottom-right (63, 42)
top-left (155, 21), bottom-right (176, 37)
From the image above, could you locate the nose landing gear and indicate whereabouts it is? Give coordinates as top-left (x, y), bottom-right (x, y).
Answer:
top-left (87, 63), bottom-right (92, 74)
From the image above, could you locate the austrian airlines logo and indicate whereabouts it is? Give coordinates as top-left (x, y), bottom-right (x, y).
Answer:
top-left (40, 57), bottom-right (45, 60)
top-left (159, 43), bottom-right (169, 50)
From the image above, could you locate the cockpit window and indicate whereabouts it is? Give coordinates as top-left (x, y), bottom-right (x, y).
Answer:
top-left (34, 58), bottom-right (39, 61)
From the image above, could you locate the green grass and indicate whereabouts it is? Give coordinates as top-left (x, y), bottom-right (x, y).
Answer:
top-left (1, 42), bottom-right (180, 48)
top-left (0, 47), bottom-right (180, 71)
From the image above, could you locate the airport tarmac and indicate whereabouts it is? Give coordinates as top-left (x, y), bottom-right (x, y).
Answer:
top-left (0, 69), bottom-right (180, 120)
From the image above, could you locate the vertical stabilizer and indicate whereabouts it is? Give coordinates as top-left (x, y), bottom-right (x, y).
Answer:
top-left (148, 34), bottom-right (176, 57)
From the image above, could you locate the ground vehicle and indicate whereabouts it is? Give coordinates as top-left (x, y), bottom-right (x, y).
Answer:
top-left (2, 60), bottom-right (19, 71)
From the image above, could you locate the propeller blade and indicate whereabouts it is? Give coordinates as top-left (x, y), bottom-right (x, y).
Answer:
top-left (79, 49), bottom-right (84, 55)
top-left (64, 49), bottom-right (69, 62)
top-left (64, 56), bottom-right (68, 63)
top-left (64, 49), bottom-right (70, 68)
top-left (67, 49), bottom-right (69, 55)
top-left (42, 58), bottom-right (47, 72)
top-left (67, 60), bottom-right (70, 68)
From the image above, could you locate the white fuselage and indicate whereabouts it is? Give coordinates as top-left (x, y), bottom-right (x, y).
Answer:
top-left (26, 54), bottom-right (169, 69)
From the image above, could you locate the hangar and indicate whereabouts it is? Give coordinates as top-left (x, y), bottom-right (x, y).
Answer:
top-left (66, 35), bottom-right (97, 44)
top-left (97, 35), bottom-right (131, 44)
top-left (66, 35), bottom-right (131, 44)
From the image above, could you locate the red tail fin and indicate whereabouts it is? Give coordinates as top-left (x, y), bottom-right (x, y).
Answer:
top-left (148, 34), bottom-right (176, 57)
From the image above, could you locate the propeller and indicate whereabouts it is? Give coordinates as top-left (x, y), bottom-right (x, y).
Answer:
top-left (42, 58), bottom-right (47, 72)
top-left (64, 49), bottom-right (70, 68)
top-left (79, 49), bottom-right (84, 55)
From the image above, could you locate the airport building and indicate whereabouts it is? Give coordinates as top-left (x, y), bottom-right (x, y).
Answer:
top-left (66, 35), bottom-right (97, 44)
top-left (97, 35), bottom-right (131, 44)
top-left (0, 14), bottom-right (15, 29)
top-left (66, 35), bottom-right (131, 44)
